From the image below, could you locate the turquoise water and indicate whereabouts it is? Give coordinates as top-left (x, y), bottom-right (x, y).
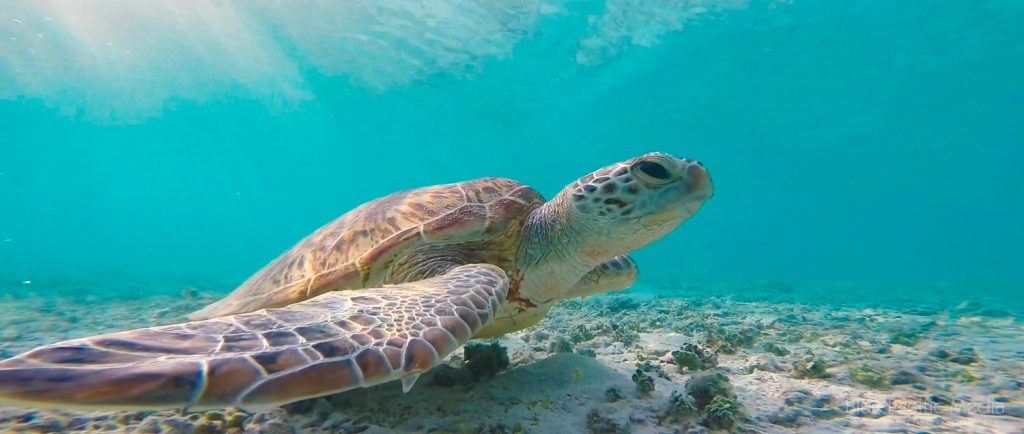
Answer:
top-left (1, 0), bottom-right (1022, 300)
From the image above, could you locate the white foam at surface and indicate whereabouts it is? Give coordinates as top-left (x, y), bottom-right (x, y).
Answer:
top-left (1, 1), bottom-right (308, 121)
top-left (0, 0), bottom-right (749, 121)
top-left (576, 0), bottom-right (749, 66)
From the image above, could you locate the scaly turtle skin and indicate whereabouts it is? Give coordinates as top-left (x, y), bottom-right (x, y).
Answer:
top-left (0, 152), bottom-right (713, 410)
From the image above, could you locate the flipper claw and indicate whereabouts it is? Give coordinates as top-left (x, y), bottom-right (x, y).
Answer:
top-left (401, 374), bottom-right (420, 393)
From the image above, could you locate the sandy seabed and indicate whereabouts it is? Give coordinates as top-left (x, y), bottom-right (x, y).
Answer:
top-left (0, 281), bottom-right (1021, 433)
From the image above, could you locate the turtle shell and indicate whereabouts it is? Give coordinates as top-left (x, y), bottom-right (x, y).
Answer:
top-left (190, 177), bottom-right (543, 320)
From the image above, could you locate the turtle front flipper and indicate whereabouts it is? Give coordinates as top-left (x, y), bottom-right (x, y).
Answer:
top-left (0, 264), bottom-right (508, 411)
top-left (565, 255), bottom-right (638, 299)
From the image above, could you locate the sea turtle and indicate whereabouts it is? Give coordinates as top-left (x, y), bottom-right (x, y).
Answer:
top-left (0, 152), bottom-right (712, 410)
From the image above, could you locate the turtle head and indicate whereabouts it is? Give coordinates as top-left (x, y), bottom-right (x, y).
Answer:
top-left (564, 152), bottom-right (713, 261)
top-left (516, 152), bottom-right (712, 305)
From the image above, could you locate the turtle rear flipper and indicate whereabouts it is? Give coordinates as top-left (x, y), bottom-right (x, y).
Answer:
top-left (0, 264), bottom-right (507, 411)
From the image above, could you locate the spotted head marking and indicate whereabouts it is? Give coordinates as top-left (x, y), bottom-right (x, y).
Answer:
top-left (565, 152), bottom-right (713, 256)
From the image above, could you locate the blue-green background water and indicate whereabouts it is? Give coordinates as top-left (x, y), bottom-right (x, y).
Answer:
top-left (1, 1), bottom-right (1022, 301)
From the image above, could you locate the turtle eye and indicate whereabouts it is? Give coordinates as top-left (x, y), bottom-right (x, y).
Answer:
top-left (634, 160), bottom-right (671, 181)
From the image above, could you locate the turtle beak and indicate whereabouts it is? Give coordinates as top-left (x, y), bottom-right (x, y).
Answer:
top-left (680, 159), bottom-right (713, 201)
